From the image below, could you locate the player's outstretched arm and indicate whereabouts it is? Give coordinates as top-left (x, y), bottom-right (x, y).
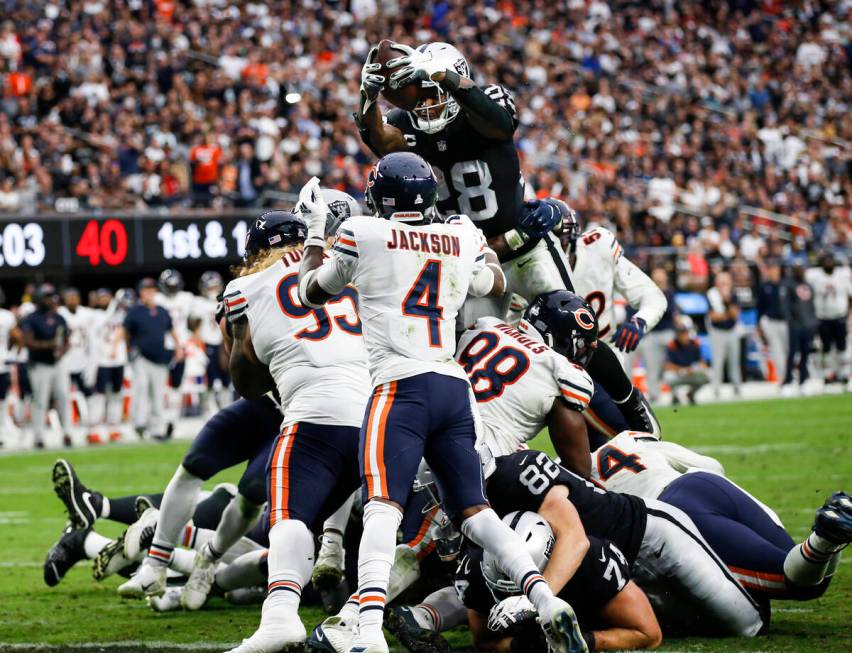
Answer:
top-left (228, 317), bottom-right (274, 399)
top-left (355, 45), bottom-right (409, 156)
top-left (547, 400), bottom-right (592, 479)
top-left (432, 73), bottom-right (516, 140)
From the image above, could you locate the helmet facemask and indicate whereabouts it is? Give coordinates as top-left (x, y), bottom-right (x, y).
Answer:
top-left (412, 84), bottom-right (460, 134)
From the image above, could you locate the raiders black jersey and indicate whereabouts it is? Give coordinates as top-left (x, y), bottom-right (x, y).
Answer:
top-left (455, 537), bottom-right (630, 633)
top-left (386, 86), bottom-right (527, 247)
top-left (486, 450), bottom-right (647, 564)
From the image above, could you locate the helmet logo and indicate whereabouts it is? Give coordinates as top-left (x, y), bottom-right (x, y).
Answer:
top-left (328, 200), bottom-right (350, 220)
top-left (414, 194), bottom-right (423, 204)
top-left (453, 59), bottom-right (468, 76)
top-left (255, 217), bottom-right (266, 229)
top-left (573, 307), bottom-right (595, 330)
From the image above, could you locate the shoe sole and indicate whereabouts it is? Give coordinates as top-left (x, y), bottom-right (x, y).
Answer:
top-left (384, 609), bottom-right (449, 653)
top-left (93, 531), bottom-right (126, 581)
top-left (52, 460), bottom-right (91, 530)
top-left (553, 607), bottom-right (588, 653)
top-left (311, 565), bottom-right (344, 592)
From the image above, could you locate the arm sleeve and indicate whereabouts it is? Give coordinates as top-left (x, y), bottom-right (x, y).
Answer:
top-left (447, 82), bottom-right (518, 138)
top-left (652, 441), bottom-right (725, 475)
top-left (554, 356), bottom-right (594, 412)
top-left (613, 250), bottom-right (668, 330)
top-left (223, 281), bottom-right (248, 324)
top-left (312, 225), bottom-right (359, 298)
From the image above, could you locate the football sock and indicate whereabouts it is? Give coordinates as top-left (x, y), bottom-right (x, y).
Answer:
top-left (209, 494), bottom-right (261, 560)
top-left (415, 586), bottom-right (467, 632)
top-left (338, 593), bottom-right (360, 622)
top-left (356, 500), bottom-right (402, 641)
top-left (88, 394), bottom-right (105, 428)
top-left (388, 545), bottom-right (421, 599)
top-left (461, 508), bottom-right (559, 618)
top-left (170, 548), bottom-right (196, 575)
top-left (191, 486), bottom-right (236, 530)
top-left (263, 519), bottom-right (314, 614)
top-left (214, 549), bottom-right (268, 592)
top-left (101, 494), bottom-right (162, 524)
top-left (784, 532), bottom-right (845, 586)
top-left (148, 466), bottom-right (203, 566)
top-left (322, 490), bottom-right (356, 535)
top-left (83, 531), bottom-right (112, 559)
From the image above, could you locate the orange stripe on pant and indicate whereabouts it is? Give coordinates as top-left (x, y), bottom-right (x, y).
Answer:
top-left (364, 382), bottom-right (396, 499)
top-left (270, 424), bottom-right (299, 527)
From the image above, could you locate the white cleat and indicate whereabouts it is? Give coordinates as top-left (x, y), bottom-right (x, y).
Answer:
top-left (306, 615), bottom-right (355, 652)
top-left (117, 561), bottom-right (167, 599)
top-left (180, 548), bottom-right (217, 610)
top-left (123, 507), bottom-right (159, 561)
top-left (147, 586), bottom-right (182, 612)
top-left (540, 600), bottom-right (588, 653)
top-left (312, 533), bottom-right (345, 591)
top-left (346, 640), bottom-right (389, 653)
top-left (224, 614), bottom-right (306, 653)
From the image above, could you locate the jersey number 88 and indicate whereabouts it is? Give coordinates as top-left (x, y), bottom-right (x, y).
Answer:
top-left (457, 331), bottom-right (530, 402)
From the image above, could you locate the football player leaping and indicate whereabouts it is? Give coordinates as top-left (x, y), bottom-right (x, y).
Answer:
top-left (298, 153), bottom-right (586, 653)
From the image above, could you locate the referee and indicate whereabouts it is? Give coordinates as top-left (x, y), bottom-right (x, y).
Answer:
top-left (124, 278), bottom-right (183, 440)
top-left (20, 283), bottom-right (72, 449)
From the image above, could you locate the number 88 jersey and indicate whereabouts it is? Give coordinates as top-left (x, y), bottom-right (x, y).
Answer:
top-left (224, 248), bottom-right (370, 427)
top-left (455, 316), bottom-right (594, 457)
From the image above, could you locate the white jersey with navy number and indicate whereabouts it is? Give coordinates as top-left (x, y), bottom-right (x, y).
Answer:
top-left (570, 227), bottom-right (667, 339)
top-left (314, 214), bottom-right (493, 386)
top-left (455, 316), bottom-right (594, 458)
top-left (192, 295), bottom-right (224, 346)
top-left (805, 266), bottom-right (851, 320)
top-left (0, 308), bottom-right (16, 374)
top-left (224, 248), bottom-right (370, 427)
top-left (57, 306), bottom-right (98, 374)
top-left (156, 290), bottom-right (195, 348)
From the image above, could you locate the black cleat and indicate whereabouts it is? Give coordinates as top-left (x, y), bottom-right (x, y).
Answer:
top-left (44, 523), bottom-right (89, 587)
top-left (52, 459), bottom-right (103, 530)
top-left (814, 492), bottom-right (852, 546)
top-left (384, 605), bottom-right (450, 653)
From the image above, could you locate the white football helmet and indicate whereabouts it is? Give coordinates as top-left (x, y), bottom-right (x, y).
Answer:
top-left (410, 42), bottom-right (470, 134)
top-left (293, 187), bottom-right (361, 238)
top-left (481, 511), bottom-right (554, 598)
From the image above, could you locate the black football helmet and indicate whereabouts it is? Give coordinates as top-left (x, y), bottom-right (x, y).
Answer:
top-left (365, 152), bottom-right (438, 224)
top-left (244, 210), bottom-right (307, 261)
top-left (158, 269), bottom-right (184, 296)
top-left (523, 290), bottom-right (598, 367)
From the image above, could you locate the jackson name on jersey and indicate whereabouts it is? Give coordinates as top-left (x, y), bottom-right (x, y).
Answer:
top-left (455, 316), bottom-right (594, 458)
top-left (570, 226), bottom-right (667, 339)
top-left (224, 248), bottom-right (370, 427)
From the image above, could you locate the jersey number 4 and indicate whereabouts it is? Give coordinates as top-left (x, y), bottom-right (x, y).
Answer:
top-left (277, 273), bottom-right (361, 340)
top-left (403, 260), bottom-right (444, 348)
top-left (457, 331), bottom-right (530, 402)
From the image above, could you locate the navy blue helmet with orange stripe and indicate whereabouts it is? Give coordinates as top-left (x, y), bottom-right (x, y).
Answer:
top-left (365, 152), bottom-right (438, 224)
top-left (523, 290), bottom-right (599, 367)
top-left (244, 210), bottom-right (307, 261)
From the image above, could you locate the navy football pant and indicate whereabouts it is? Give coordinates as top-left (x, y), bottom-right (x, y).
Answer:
top-left (267, 421), bottom-right (361, 532)
top-left (359, 373), bottom-right (487, 520)
top-left (181, 396), bottom-right (281, 505)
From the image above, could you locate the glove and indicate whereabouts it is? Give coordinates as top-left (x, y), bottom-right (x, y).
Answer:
top-left (487, 595), bottom-right (537, 632)
top-left (297, 176), bottom-right (329, 248)
top-left (518, 199), bottom-right (563, 239)
top-left (614, 316), bottom-right (647, 353)
top-left (386, 44), bottom-right (440, 90)
top-left (359, 45), bottom-right (385, 116)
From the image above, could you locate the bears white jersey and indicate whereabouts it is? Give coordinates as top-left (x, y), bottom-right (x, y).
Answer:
top-left (225, 248), bottom-right (370, 427)
top-left (0, 308), bottom-right (16, 374)
top-left (156, 290), bottom-right (195, 348)
top-left (57, 306), bottom-right (98, 374)
top-left (569, 227), bottom-right (667, 339)
top-left (92, 307), bottom-right (128, 367)
top-left (192, 295), bottom-right (224, 346)
top-left (456, 316), bottom-right (594, 458)
top-left (313, 215), bottom-right (494, 386)
top-left (805, 266), bottom-right (851, 320)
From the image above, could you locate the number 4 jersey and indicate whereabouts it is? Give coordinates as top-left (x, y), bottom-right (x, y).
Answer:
top-left (456, 316), bottom-right (594, 458)
top-left (224, 249), bottom-right (370, 427)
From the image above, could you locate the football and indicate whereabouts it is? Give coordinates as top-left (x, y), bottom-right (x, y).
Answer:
top-left (374, 39), bottom-right (423, 111)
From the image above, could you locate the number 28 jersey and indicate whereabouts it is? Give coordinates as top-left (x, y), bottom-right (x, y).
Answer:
top-left (455, 317), bottom-right (594, 458)
top-left (224, 249), bottom-right (370, 427)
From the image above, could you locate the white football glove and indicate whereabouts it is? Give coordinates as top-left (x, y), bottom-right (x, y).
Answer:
top-left (297, 176), bottom-right (329, 248)
top-left (487, 595), bottom-right (537, 632)
top-left (359, 45), bottom-right (385, 115)
top-left (386, 45), bottom-right (441, 90)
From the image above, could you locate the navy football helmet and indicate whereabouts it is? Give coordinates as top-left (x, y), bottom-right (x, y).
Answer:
top-left (365, 152), bottom-right (438, 224)
top-left (523, 290), bottom-right (598, 367)
top-left (158, 269), bottom-right (184, 296)
top-left (244, 210), bottom-right (307, 261)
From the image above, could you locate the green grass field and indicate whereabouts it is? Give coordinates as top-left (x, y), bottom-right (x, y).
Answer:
top-left (0, 395), bottom-right (850, 652)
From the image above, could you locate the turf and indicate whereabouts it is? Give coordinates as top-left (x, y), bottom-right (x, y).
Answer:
top-left (0, 394), bottom-right (850, 652)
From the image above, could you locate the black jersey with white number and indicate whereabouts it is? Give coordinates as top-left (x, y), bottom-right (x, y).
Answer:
top-left (455, 537), bottom-right (630, 632)
top-left (486, 450), bottom-right (647, 564)
top-left (387, 86), bottom-right (526, 246)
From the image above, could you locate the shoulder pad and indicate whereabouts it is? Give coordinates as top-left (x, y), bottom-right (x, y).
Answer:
top-left (555, 356), bottom-right (593, 411)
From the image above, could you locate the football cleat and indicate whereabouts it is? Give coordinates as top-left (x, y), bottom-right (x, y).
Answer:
top-left (225, 586), bottom-right (266, 605)
top-left (224, 613), bottom-right (306, 653)
top-left (147, 586), bottom-right (183, 612)
top-left (541, 601), bottom-right (588, 653)
top-left (52, 459), bottom-right (103, 530)
top-left (44, 524), bottom-right (89, 587)
top-left (347, 642), bottom-right (390, 653)
top-left (92, 530), bottom-right (133, 581)
top-left (814, 492), bottom-right (852, 546)
top-left (384, 605), bottom-right (449, 653)
top-left (312, 533), bottom-right (345, 591)
top-left (180, 548), bottom-right (217, 610)
top-left (117, 561), bottom-right (167, 599)
top-left (123, 507), bottom-right (159, 561)
top-left (134, 495), bottom-right (155, 520)
top-left (306, 616), bottom-right (355, 653)
top-left (86, 432), bottom-right (103, 445)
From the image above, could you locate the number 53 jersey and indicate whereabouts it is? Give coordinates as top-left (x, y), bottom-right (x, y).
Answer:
top-left (224, 248), bottom-right (370, 428)
top-left (455, 316), bottom-right (594, 458)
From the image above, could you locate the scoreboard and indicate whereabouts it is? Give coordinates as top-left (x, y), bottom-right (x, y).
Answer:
top-left (0, 214), bottom-right (254, 276)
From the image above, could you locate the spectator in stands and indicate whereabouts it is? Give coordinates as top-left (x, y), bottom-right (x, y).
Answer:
top-left (664, 321), bottom-right (709, 405)
top-left (757, 260), bottom-right (789, 384)
top-left (188, 131), bottom-right (222, 208)
top-left (639, 267), bottom-right (677, 403)
top-left (783, 263), bottom-right (818, 394)
top-left (234, 140), bottom-right (266, 208)
top-left (706, 271), bottom-right (742, 397)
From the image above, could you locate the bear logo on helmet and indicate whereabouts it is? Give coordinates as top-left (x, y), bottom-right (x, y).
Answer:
top-left (573, 307), bottom-right (596, 331)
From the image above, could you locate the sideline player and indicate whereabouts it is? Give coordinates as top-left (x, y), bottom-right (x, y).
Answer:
top-left (224, 209), bottom-right (370, 653)
top-left (156, 269), bottom-right (193, 433)
top-left (805, 252), bottom-right (851, 385)
top-left (299, 154), bottom-right (585, 653)
top-left (89, 289), bottom-right (132, 441)
top-left (0, 285), bottom-right (17, 442)
top-left (193, 271), bottom-right (232, 413)
top-left (58, 287), bottom-right (99, 442)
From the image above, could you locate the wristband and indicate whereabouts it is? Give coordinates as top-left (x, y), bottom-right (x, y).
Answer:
top-left (441, 69), bottom-right (462, 92)
top-left (583, 631), bottom-right (596, 653)
top-left (504, 229), bottom-right (529, 251)
top-left (304, 236), bottom-right (326, 250)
